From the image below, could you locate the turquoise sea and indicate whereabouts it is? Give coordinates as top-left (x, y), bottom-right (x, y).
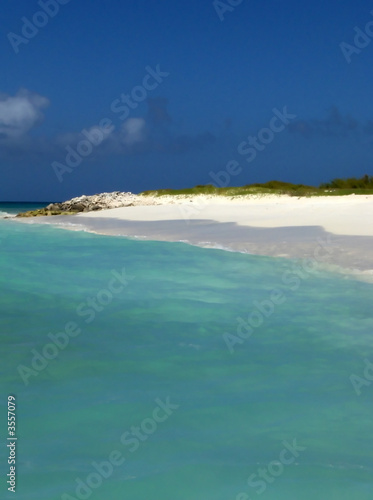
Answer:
top-left (1, 209), bottom-right (373, 500)
top-left (0, 202), bottom-right (52, 217)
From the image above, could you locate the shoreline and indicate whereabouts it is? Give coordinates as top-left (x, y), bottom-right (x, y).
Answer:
top-left (13, 194), bottom-right (373, 282)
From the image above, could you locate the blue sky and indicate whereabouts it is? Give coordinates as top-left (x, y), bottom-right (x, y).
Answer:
top-left (1, 0), bottom-right (373, 200)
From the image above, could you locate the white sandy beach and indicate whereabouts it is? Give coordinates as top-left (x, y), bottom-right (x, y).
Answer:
top-left (19, 194), bottom-right (373, 277)
top-left (79, 193), bottom-right (373, 237)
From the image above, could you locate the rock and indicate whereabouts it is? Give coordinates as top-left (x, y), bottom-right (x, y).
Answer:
top-left (71, 203), bottom-right (86, 212)
top-left (16, 191), bottom-right (145, 217)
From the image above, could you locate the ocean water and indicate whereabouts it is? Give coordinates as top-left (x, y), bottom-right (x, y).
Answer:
top-left (1, 220), bottom-right (373, 500)
top-left (0, 202), bottom-right (51, 218)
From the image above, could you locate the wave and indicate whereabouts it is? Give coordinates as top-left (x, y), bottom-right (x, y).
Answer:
top-left (0, 211), bottom-right (16, 219)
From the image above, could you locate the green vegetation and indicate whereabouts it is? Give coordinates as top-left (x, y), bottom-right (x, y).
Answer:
top-left (15, 175), bottom-right (373, 217)
top-left (140, 175), bottom-right (373, 197)
top-left (319, 174), bottom-right (373, 190)
top-left (16, 209), bottom-right (80, 218)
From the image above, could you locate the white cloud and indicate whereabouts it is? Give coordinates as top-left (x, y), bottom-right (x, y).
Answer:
top-left (0, 89), bottom-right (49, 139)
top-left (0, 90), bottom-right (215, 164)
top-left (121, 118), bottom-right (147, 145)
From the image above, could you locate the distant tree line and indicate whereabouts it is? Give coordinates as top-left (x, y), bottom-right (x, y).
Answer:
top-left (320, 174), bottom-right (373, 189)
top-left (141, 174), bottom-right (373, 198)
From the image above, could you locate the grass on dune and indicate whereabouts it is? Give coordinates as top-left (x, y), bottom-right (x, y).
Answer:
top-left (16, 176), bottom-right (373, 217)
top-left (140, 176), bottom-right (373, 198)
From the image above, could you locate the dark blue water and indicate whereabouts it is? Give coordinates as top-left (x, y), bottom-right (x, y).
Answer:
top-left (0, 202), bottom-right (52, 217)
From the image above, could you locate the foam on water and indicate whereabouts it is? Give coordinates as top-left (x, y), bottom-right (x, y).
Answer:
top-left (0, 202), bottom-right (51, 217)
top-left (0, 211), bottom-right (15, 218)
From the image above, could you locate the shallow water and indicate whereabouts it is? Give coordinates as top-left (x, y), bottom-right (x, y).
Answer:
top-left (1, 221), bottom-right (372, 499)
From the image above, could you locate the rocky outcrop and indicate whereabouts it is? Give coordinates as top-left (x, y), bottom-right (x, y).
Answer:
top-left (17, 192), bottom-right (141, 217)
top-left (46, 192), bottom-right (140, 212)
top-left (16, 190), bottom-right (219, 217)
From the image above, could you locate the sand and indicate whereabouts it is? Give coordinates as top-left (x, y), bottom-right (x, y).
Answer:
top-left (18, 194), bottom-right (373, 278)
top-left (80, 193), bottom-right (373, 237)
